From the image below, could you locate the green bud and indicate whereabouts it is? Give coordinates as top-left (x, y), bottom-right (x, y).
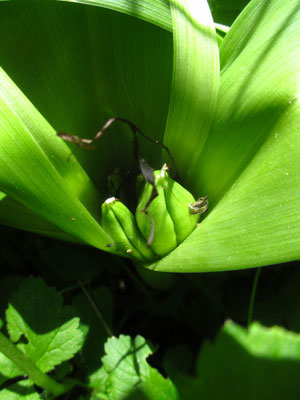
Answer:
top-left (101, 197), bottom-right (155, 261)
top-left (136, 173), bottom-right (177, 257)
top-left (160, 167), bottom-right (201, 243)
top-left (136, 165), bottom-right (203, 256)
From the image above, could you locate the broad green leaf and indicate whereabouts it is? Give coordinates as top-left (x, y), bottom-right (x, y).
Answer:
top-left (194, 0), bottom-right (300, 201)
top-left (0, 195), bottom-right (80, 242)
top-left (163, 0), bottom-right (219, 183)
top-left (1, 0), bottom-right (299, 272)
top-left (209, 0), bottom-right (251, 26)
top-left (150, 0), bottom-right (300, 272)
top-left (100, 335), bottom-right (179, 399)
top-left (57, 0), bottom-right (231, 35)
top-left (0, 1), bottom-right (172, 179)
top-left (0, 380), bottom-right (39, 400)
top-left (0, 277), bottom-right (83, 382)
top-left (58, 0), bottom-right (172, 32)
top-left (0, 0), bottom-right (172, 254)
top-left (0, 66), bottom-right (115, 251)
top-left (173, 321), bottom-right (300, 399)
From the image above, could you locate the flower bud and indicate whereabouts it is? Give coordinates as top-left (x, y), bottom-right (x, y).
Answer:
top-left (101, 197), bottom-right (155, 261)
top-left (135, 166), bottom-right (201, 257)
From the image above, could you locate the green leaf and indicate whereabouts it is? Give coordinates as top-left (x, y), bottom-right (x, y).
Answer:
top-left (100, 335), bottom-right (179, 399)
top-left (150, 0), bottom-right (300, 272)
top-left (0, 1), bottom-right (173, 249)
top-left (0, 66), bottom-right (116, 251)
top-left (57, 0), bottom-right (231, 35)
top-left (0, 277), bottom-right (22, 324)
top-left (174, 321), bottom-right (300, 399)
top-left (0, 1), bottom-right (172, 176)
top-left (208, 0), bottom-right (251, 26)
top-left (58, 0), bottom-right (172, 32)
top-left (195, 0), bottom-right (300, 200)
top-left (163, 0), bottom-right (219, 184)
top-left (0, 277), bottom-right (83, 382)
top-left (89, 366), bottom-right (109, 398)
top-left (0, 195), bottom-right (80, 242)
top-left (1, 0), bottom-right (299, 271)
top-left (0, 380), bottom-right (39, 400)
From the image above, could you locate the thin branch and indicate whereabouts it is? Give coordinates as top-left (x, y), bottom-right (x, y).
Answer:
top-left (78, 280), bottom-right (113, 337)
top-left (58, 117), bottom-right (178, 176)
top-left (247, 267), bottom-right (262, 326)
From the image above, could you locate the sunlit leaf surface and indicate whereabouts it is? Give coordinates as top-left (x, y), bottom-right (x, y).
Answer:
top-left (151, 0), bottom-right (300, 271)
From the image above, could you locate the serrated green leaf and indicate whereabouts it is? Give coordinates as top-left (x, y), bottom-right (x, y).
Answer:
top-left (89, 366), bottom-right (109, 398)
top-left (168, 321), bottom-right (300, 399)
top-left (0, 342), bottom-right (23, 385)
top-left (100, 335), bottom-right (179, 400)
top-left (0, 379), bottom-right (39, 400)
top-left (0, 277), bottom-right (22, 326)
top-left (1, 277), bottom-right (83, 379)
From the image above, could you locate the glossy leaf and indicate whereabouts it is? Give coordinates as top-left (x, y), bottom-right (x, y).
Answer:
top-left (0, 1), bottom-right (172, 182)
top-left (0, 66), bottom-right (115, 250)
top-left (0, 0), bottom-right (299, 272)
top-left (0, 195), bottom-right (79, 242)
top-left (58, 0), bottom-right (172, 32)
top-left (150, 0), bottom-right (300, 272)
top-left (57, 0), bottom-right (233, 35)
top-left (163, 0), bottom-right (219, 182)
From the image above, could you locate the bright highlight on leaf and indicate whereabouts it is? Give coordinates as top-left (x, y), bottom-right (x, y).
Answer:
top-left (0, 379), bottom-right (39, 400)
top-left (0, 0), bottom-right (299, 272)
top-left (95, 335), bottom-right (179, 399)
top-left (0, 278), bottom-right (83, 385)
top-left (167, 321), bottom-right (300, 399)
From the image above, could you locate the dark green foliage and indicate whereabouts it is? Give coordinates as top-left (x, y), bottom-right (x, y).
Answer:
top-left (0, 226), bottom-right (300, 399)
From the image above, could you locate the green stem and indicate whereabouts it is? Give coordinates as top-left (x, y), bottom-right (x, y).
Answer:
top-left (248, 267), bottom-right (262, 327)
top-left (78, 280), bottom-right (113, 337)
top-left (0, 332), bottom-right (74, 396)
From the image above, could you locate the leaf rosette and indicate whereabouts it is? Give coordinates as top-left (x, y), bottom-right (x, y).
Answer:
top-left (0, 0), bottom-right (299, 272)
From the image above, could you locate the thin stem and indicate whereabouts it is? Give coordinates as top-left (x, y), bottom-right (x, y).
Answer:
top-left (78, 280), bottom-right (113, 337)
top-left (58, 117), bottom-right (179, 177)
top-left (59, 280), bottom-right (89, 295)
top-left (0, 332), bottom-right (73, 396)
top-left (248, 267), bottom-right (262, 327)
